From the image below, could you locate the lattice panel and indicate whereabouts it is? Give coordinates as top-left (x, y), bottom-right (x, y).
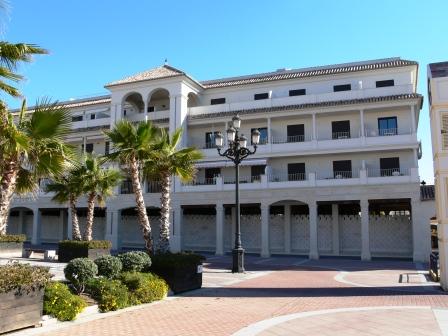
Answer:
top-left (120, 215), bottom-right (160, 247)
top-left (40, 215), bottom-right (63, 241)
top-left (182, 215), bottom-right (216, 251)
top-left (339, 215), bottom-right (361, 255)
top-left (318, 215), bottom-right (333, 253)
top-left (443, 114), bottom-right (448, 149)
top-left (369, 215), bottom-right (412, 257)
top-left (269, 214), bottom-right (285, 252)
top-left (241, 215), bottom-right (261, 252)
top-left (291, 215), bottom-right (309, 253)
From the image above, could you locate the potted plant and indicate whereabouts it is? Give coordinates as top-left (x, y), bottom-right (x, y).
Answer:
top-left (0, 262), bottom-right (51, 334)
top-left (58, 240), bottom-right (112, 262)
top-left (0, 234), bottom-right (27, 258)
top-left (150, 252), bottom-right (205, 294)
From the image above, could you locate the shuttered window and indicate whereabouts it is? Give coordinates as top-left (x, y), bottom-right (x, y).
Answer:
top-left (442, 114), bottom-right (448, 149)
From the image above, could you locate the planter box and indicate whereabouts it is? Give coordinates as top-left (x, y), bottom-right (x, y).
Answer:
top-left (151, 263), bottom-right (203, 294)
top-left (58, 243), bottom-right (110, 263)
top-left (0, 290), bottom-right (43, 334)
top-left (0, 242), bottom-right (23, 258)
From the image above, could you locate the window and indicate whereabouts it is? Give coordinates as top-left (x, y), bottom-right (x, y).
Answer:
top-left (81, 143), bottom-right (94, 153)
top-left (380, 157), bottom-right (400, 176)
top-left (332, 120), bottom-right (351, 139)
top-left (376, 79), bottom-right (394, 88)
top-left (251, 127), bottom-right (268, 144)
top-left (288, 163), bottom-right (305, 181)
top-left (72, 115), bottom-right (83, 122)
top-left (251, 165), bottom-right (266, 182)
top-left (105, 142), bottom-right (110, 155)
top-left (205, 132), bottom-right (219, 148)
top-left (378, 117), bottom-right (397, 136)
top-left (333, 84), bottom-right (351, 92)
top-left (333, 160), bottom-right (352, 178)
top-left (90, 114), bottom-right (96, 120)
top-left (289, 89), bottom-right (306, 96)
top-left (254, 93), bottom-right (269, 100)
top-left (287, 124), bottom-right (305, 142)
top-left (205, 168), bottom-right (220, 183)
top-left (211, 98), bottom-right (226, 105)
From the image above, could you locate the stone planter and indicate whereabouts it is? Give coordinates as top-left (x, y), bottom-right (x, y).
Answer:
top-left (0, 242), bottom-right (23, 258)
top-left (151, 263), bottom-right (203, 294)
top-left (0, 289), bottom-right (43, 334)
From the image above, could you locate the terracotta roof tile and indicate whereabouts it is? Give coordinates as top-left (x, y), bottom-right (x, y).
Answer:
top-left (106, 65), bottom-right (185, 87)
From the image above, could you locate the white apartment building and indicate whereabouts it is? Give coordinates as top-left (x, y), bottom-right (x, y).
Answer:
top-left (428, 61), bottom-right (448, 288)
top-left (7, 57), bottom-right (431, 262)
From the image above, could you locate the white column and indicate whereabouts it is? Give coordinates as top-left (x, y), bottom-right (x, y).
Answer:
top-left (410, 105), bottom-right (416, 134)
top-left (309, 201), bottom-right (319, 259)
top-left (360, 109), bottom-right (365, 137)
top-left (170, 205), bottom-right (182, 252)
top-left (105, 209), bottom-right (119, 250)
top-left (261, 204), bottom-right (270, 258)
top-left (267, 117), bottom-right (272, 144)
top-left (411, 198), bottom-right (427, 262)
top-left (284, 205), bottom-right (291, 254)
top-left (360, 199), bottom-right (371, 261)
top-left (312, 113), bottom-right (317, 140)
top-left (67, 208), bottom-right (73, 240)
top-left (31, 208), bottom-right (41, 245)
top-left (215, 203), bottom-right (224, 255)
top-left (332, 203), bottom-right (340, 255)
top-left (83, 136), bottom-right (87, 155)
top-left (143, 100), bottom-right (148, 122)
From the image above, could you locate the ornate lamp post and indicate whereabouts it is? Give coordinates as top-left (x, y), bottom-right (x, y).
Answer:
top-left (215, 115), bottom-right (260, 273)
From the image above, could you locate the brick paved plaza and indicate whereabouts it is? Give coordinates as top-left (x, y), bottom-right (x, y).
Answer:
top-left (11, 256), bottom-right (448, 336)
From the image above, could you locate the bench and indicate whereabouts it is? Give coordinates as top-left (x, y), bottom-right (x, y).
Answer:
top-left (23, 248), bottom-right (57, 260)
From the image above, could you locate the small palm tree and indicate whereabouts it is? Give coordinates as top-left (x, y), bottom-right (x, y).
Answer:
top-left (104, 120), bottom-right (159, 252)
top-left (0, 99), bottom-right (75, 234)
top-left (80, 155), bottom-right (121, 241)
top-left (144, 128), bottom-right (203, 253)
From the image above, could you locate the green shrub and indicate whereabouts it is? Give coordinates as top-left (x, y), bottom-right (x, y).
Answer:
top-left (120, 272), bottom-right (168, 305)
top-left (151, 252), bottom-right (205, 268)
top-left (58, 240), bottom-right (112, 250)
top-left (86, 278), bottom-right (129, 312)
top-left (64, 258), bottom-right (98, 294)
top-left (0, 262), bottom-right (51, 295)
top-left (43, 282), bottom-right (86, 321)
top-left (118, 251), bottom-right (151, 272)
top-left (94, 255), bottom-right (122, 279)
top-left (0, 234), bottom-right (27, 243)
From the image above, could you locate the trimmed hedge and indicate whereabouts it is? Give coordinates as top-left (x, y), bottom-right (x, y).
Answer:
top-left (118, 251), bottom-right (151, 272)
top-left (0, 262), bottom-right (51, 295)
top-left (0, 234), bottom-right (27, 243)
top-left (64, 258), bottom-right (98, 294)
top-left (58, 240), bottom-right (111, 262)
top-left (120, 272), bottom-right (168, 305)
top-left (43, 282), bottom-right (86, 321)
top-left (86, 278), bottom-right (129, 312)
top-left (94, 255), bottom-right (122, 279)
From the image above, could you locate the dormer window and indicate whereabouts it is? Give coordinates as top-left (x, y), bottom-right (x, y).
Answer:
top-left (254, 93), bottom-right (269, 100)
top-left (211, 98), bottom-right (226, 105)
top-left (333, 84), bottom-right (351, 92)
top-left (376, 79), bottom-right (395, 88)
top-left (289, 89), bottom-right (306, 96)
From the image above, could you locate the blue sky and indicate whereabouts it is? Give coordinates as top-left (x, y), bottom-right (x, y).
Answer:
top-left (3, 0), bottom-right (448, 183)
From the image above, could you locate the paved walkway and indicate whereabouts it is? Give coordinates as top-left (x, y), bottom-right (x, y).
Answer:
top-left (10, 255), bottom-right (448, 335)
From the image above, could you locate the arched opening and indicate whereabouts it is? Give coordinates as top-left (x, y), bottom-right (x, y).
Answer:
top-left (147, 89), bottom-right (170, 113)
top-left (187, 92), bottom-right (199, 108)
top-left (122, 92), bottom-right (144, 118)
top-left (7, 207), bottom-right (33, 240)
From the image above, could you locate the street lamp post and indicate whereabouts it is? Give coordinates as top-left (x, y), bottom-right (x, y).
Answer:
top-left (215, 115), bottom-right (260, 273)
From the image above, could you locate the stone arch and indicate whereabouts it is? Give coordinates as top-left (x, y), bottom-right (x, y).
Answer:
top-left (147, 88), bottom-right (170, 112)
top-left (7, 206), bottom-right (34, 237)
top-left (122, 92), bottom-right (144, 117)
top-left (187, 92), bottom-right (199, 108)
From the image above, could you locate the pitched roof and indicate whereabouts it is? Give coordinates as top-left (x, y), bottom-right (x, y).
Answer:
top-left (421, 185), bottom-right (435, 201)
top-left (105, 65), bottom-right (188, 87)
top-left (201, 58), bottom-right (418, 89)
top-left (188, 93), bottom-right (423, 120)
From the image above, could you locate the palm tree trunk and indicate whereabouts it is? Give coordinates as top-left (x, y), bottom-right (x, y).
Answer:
top-left (0, 163), bottom-right (18, 235)
top-left (158, 173), bottom-right (171, 253)
top-left (69, 197), bottom-right (82, 241)
top-left (83, 192), bottom-right (96, 241)
top-left (130, 156), bottom-right (153, 253)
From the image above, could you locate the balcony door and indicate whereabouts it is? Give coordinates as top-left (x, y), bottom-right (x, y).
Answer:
top-left (288, 163), bottom-right (305, 181)
top-left (251, 165), bottom-right (266, 182)
top-left (378, 117), bottom-right (397, 136)
top-left (332, 120), bottom-right (351, 139)
top-left (333, 160), bottom-right (352, 178)
top-left (205, 132), bottom-right (219, 149)
top-left (380, 157), bottom-right (400, 176)
top-left (251, 128), bottom-right (268, 144)
top-left (287, 124), bottom-right (305, 142)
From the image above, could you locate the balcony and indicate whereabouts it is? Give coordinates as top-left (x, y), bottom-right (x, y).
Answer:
top-left (71, 116), bottom-right (110, 130)
top-left (125, 109), bottom-right (170, 122)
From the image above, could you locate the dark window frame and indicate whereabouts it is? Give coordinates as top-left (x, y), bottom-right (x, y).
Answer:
top-left (251, 165), bottom-right (266, 182)
top-left (331, 120), bottom-right (351, 139)
top-left (333, 84), bottom-right (352, 92)
top-left (205, 131), bottom-right (220, 149)
top-left (332, 160), bottom-right (352, 178)
top-left (254, 92), bottom-right (269, 100)
top-left (379, 157), bottom-right (400, 176)
top-left (376, 79), bottom-right (395, 88)
top-left (287, 163), bottom-right (306, 181)
top-left (72, 115), bottom-right (83, 122)
top-left (289, 89), bottom-right (306, 96)
top-left (287, 124), bottom-right (305, 142)
top-left (251, 127), bottom-right (268, 145)
top-left (211, 98), bottom-right (226, 105)
top-left (378, 117), bottom-right (398, 136)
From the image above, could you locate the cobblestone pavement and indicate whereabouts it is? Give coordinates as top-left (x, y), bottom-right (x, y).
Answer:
top-left (12, 255), bottom-right (448, 335)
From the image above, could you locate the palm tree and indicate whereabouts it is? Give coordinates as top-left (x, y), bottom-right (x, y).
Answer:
top-left (144, 128), bottom-right (203, 253)
top-left (104, 120), bottom-right (159, 253)
top-left (0, 99), bottom-right (75, 234)
top-left (0, 42), bottom-right (47, 98)
top-left (80, 155), bottom-right (121, 241)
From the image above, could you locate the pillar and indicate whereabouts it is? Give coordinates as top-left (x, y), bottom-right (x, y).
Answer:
top-left (215, 204), bottom-right (224, 255)
top-left (170, 205), bottom-right (182, 253)
top-left (360, 109), bottom-right (365, 137)
top-left (261, 204), bottom-right (270, 258)
top-left (267, 117), bottom-right (272, 144)
top-left (309, 201), bottom-right (319, 259)
top-left (360, 199), bottom-right (371, 261)
top-left (411, 198), bottom-right (427, 262)
top-left (31, 208), bottom-right (41, 245)
top-left (410, 105), bottom-right (416, 134)
top-left (284, 205), bottom-right (291, 254)
top-left (332, 203), bottom-right (340, 255)
top-left (312, 113), bottom-right (317, 140)
top-left (105, 209), bottom-right (119, 250)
